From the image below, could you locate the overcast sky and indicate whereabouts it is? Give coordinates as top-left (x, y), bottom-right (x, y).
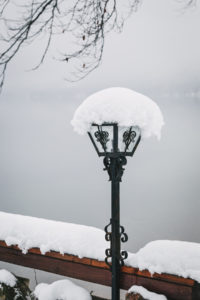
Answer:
top-left (2, 0), bottom-right (200, 96)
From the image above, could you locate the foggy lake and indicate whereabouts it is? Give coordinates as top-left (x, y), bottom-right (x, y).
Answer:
top-left (0, 1), bottom-right (200, 297)
top-left (0, 91), bottom-right (199, 297)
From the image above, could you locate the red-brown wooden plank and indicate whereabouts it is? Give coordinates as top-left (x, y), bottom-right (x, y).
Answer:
top-left (120, 272), bottom-right (193, 300)
top-left (0, 241), bottom-right (194, 287)
top-left (0, 246), bottom-right (112, 286)
top-left (0, 241), bottom-right (199, 300)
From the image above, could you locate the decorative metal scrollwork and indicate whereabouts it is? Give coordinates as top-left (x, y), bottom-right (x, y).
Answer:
top-left (104, 220), bottom-right (112, 242)
top-left (123, 127), bottom-right (136, 152)
top-left (120, 250), bottom-right (128, 266)
top-left (104, 220), bottom-right (128, 269)
top-left (104, 220), bottom-right (112, 269)
top-left (116, 156), bottom-right (127, 182)
top-left (103, 157), bottom-right (112, 181)
top-left (103, 156), bottom-right (127, 182)
top-left (120, 226), bottom-right (128, 266)
top-left (105, 248), bottom-right (112, 269)
top-left (94, 126), bottom-right (109, 152)
top-left (120, 225), bottom-right (128, 243)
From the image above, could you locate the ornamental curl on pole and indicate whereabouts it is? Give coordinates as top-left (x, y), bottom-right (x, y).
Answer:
top-left (120, 225), bottom-right (128, 243)
top-left (105, 220), bottom-right (112, 242)
top-left (104, 221), bottom-right (112, 269)
top-left (104, 221), bottom-right (129, 270)
top-left (103, 156), bottom-right (127, 182)
top-left (120, 250), bottom-right (128, 266)
top-left (105, 248), bottom-right (112, 269)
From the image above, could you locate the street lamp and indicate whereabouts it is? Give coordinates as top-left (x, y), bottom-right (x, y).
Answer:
top-left (88, 123), bottom-right (141, 300)
top-left (71, 87), bottom-right (164, 300)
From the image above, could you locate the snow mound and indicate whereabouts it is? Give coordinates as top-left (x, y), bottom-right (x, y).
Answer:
top-left (127, 240), bottom-right (200, 283)
top-left (128, 285), bottom-right (167, 300)
top-left (0, 269), bottom-right (16, 287)
top-left (34, 279), bottom-right (91, 300)
top-left (71, 87), bottom-right (164, 139)
top-left (0, 211), bottom-right (108, 261)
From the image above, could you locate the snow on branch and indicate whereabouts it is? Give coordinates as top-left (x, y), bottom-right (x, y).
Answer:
top-left (0, 269), bottom-right (33, 299)
top-left (0, 269), bottom-right (16, 287)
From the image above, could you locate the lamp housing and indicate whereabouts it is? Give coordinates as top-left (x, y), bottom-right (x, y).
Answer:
top-left (88, 123), bottom-right (141, 157)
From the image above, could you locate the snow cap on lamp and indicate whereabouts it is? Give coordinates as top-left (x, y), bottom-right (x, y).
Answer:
top-left (71, 87), bottom-right (164, 139)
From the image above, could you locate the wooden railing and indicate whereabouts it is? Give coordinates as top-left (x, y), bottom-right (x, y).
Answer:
top-left (0, 241), bottom-right (199, 300)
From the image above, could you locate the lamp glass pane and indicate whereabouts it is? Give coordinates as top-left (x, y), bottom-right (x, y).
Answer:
top-left (90, 125), bottom-right (114, 153)
top-left (118, 126), bottom-right (140, 153)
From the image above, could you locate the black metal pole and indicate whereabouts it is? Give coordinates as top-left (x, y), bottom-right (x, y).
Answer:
top-left (111, 124), bottom-right (120, 300)
top-left (89, 123), bottom-right (140, 300)
top-left (111, 157), bottom-right (120, 300)
top-left (103, 124), bottom-right (129, 300)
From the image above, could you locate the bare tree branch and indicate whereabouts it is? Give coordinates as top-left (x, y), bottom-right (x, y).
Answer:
top-left (0, 0), bottom-right (142, 90)
top-left (184, 0), bottom-right (197, 7)
top-left (0, 0), bottom-right (198, 91)
top-left (175, 0), bottom-right (198, 8)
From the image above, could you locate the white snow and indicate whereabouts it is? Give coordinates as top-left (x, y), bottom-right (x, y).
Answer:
top-left (71, 87), bottom-right (164, 139)
top-left (33, 279), bottom-right (91, 300)
top-left (0, 269), bottom-right (16, 287)
top-left (1, 212), bottom-right (200, 283)
top-left (126, 240), bottom-right (200, 283)
top-left (0, 211), bottom-right (108, 260)
top-left (128, 285), bottom-right (167, 300)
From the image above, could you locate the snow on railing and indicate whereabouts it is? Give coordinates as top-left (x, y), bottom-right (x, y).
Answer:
top-left (0, 211), bottom-right (108, 260)
top-left (0, 211), bottom-right (200, 284)
top-left (1, 211), bottom-right (200, 299)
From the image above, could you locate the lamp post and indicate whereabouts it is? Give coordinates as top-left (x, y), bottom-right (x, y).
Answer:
top-left (88, 123), bottom-right (141, 300)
